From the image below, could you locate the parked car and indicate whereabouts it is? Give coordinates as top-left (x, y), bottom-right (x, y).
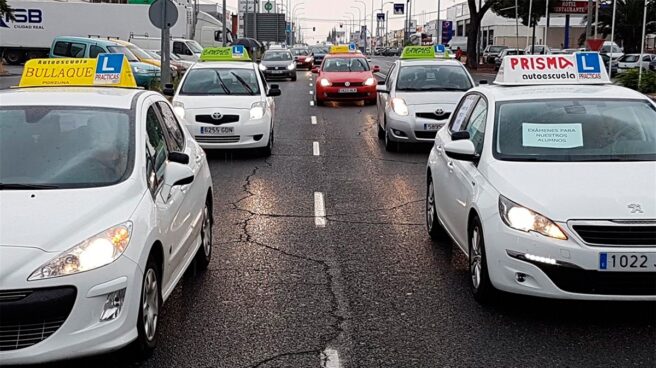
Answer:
top-left (600, 41), bottom-right (624, 59)
top-left (494, 48), bottom-right (525, 71)
top-left (147, 49), bottom-right (194, 77)
top-left (650, 58), bottom-right (656, 71)
top-left (524, 45), bottom-right (551, 55)
top-left (374, 47), bottom-right (385, 56)
top-left (384, 47), bottom-right (401, 56)
top-left (600, 53), bottom-right (619, 76)
top-left (617, 53), bottom-right (656, 73)
top-left (482, 45), bottom-right (508, 63)
top-left (49, 36), bottom-right (160, 89)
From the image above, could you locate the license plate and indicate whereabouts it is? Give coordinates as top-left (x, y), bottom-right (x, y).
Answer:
top-left (424, 123), bottom-right (441, 131)
top-left (339, 88), bottom-right (357, 93)
top-left (599, 252), bottom-right (656, 272)
top-left (200, 126), bottom-right (234, 135)
top-left (271, 70), bottom-right (283, 74)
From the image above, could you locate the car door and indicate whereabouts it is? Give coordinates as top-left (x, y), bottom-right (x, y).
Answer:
top-left (448, 96), bottom-right (488, 248)
top-left (155, 99), bottom-right (203, 270)
top-left (379, 63), bottom-right (397, 127)
top-left (433, 94), bottom-right (479, 243)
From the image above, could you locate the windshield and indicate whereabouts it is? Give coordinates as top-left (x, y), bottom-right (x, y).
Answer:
top-left (292, 49), bottom-right (310, 56)
top-left (322, 57), bottom-right (369, 72)
top-left (619, 55), bottom-right (640, 62)
top-left (601, 45), bottom-right (622, 53)
top-left (311, 47), bottom-right (328, 54)
top-left (263, 51), bottom-right (293, 61)
top-left (107, 46), bottom-right (139, 62)
top-left (127, 46), bottom-right (153, 60)
top-left (187, 40), bottom-right (204, 53)
top-left (396, 65), bottom-right (472, 91)
top-left (180, 68), bottom-right (261, 96)
top-left (494, 99), bottom-right (656, 162)
top-left (503, 50), bottom-right (524, 56)
top-left (0, 107), bottom-right (132, 189)
top-left (488, 46), bottom-right (506, 53)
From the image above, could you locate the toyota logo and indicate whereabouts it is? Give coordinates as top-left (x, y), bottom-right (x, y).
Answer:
top-left (211, 112), bottom-right (223, 120)
top-left (434, 108), bottom-right (445, 116)
top-left (345, 81), bottom-right (351, 87)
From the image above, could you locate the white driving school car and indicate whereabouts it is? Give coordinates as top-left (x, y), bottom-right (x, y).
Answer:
top-left (376, 46), bottom-right (475, 152)
top-left (0, 55), bottom-right (213, 364)
top-left (426, 53), bottom-right (656, 302)
top-left (169, 46), bottom-right (281, 156)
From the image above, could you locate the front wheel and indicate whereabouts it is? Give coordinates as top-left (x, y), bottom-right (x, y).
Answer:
top-left (384, 127), bottom-right (398, 152)
top-left (291, 74), bottom-right (297, 81)
top-left (260, 127), bottom-right (273, 156)
top-left (194, 200), bottom-right (213, 270)
top-left (469, 216), bottom-right (496, 303)
top-left (426, 176), bottom-right (446, 239)
top-left (132, 255), bottom-right (161, 359)
top-left (377, 117), bottom-right (385, 139)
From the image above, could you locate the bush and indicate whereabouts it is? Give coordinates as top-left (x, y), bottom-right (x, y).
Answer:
top-left (615, 69), bottom-right (656, 94)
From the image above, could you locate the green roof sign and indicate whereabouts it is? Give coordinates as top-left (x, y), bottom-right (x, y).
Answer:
top-left (200, 46), bottom-right (252, 62)
top-left (400, 46), bottom-right (435, 59)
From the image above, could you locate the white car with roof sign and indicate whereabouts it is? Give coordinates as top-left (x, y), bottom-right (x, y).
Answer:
top-left (168, 46), bottom-right (281, 155)
top-left (426, 53), bottom-right (656, 302)
top-left (376, 46), bottom-right (475, 152)
top-left (0, 54), bottom-right (214, 364)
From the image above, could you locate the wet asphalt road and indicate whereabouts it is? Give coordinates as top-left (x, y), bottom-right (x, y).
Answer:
top-left (11, 66), bottom-right (656, 368)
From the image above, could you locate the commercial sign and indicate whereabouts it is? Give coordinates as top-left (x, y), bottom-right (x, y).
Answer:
top-left (377, 13), bottom-right (385, 21)
top-left (0, 7), bottom-right (43, 29)
top-left (393, 3), bottom-right (404, 15)
top-left (495, 53), bottom-right (610, 85)
top-left (552, 1), bottom-right (589, 14)
top-left (441, 20), bottom-right (453, 44)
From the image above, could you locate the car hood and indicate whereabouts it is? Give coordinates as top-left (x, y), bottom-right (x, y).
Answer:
top-left (174, 95), bottom-right (260, 110)
top-left (320, 71), bottom-right (373, 82)
top-left (484, 161), bottom-right (656, 221)
top-left (261, 60), bottom-right (294, 67)
top-left (0, 179), bottom-right (145, 252)
top-left (395, 91), bottom-right (465, 106)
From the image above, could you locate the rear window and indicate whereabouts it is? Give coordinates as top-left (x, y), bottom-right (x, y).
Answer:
top-left (322, 57), bottom-right (369, 72)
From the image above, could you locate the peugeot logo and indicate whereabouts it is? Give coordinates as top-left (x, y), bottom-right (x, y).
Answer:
top-left (211, 112), bottom-right (223, 120)
top-left (434, 108), bottom-right (445, 116)
top-left (628, 203), bottom-right (644, 214)
top-left (345, 81), bottom-right (350, 87)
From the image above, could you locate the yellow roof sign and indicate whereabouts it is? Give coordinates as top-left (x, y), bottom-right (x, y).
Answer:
top-left (329, 45), bottom-right (351, 54)
top-left (200, 46), bottom-right (251, 62)
top-left (19, 54), bottom-right (137, 88)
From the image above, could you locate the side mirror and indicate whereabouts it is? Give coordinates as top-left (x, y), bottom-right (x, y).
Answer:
top-left (162, 83), bottom-right (175, 96)
top-left (165, 161), bottom-right (194, 187)
top-left (377, 79), bottom-right (385, 85)
top-left (376, 85), bottom-right (389, 94)
top-left (478, 80), bottom-right (488, 85)
top-left (451, 131), bottom-right (470, 141)
top-left (373, 65), bottom-right (381, 73)
top-left (311, 67), bottom-right (319, 74)
top-left (168, 151), bottom-right (189, 165)
top-left (267, 84), bottom-right (282, 97)
top-left (444, 139), bottom-right (477, 162)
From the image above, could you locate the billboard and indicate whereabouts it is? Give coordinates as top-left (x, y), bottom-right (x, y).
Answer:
top-left (552, 1), bottom-right (589, 14)
top-left (441, 20), bottom-right (453, 44)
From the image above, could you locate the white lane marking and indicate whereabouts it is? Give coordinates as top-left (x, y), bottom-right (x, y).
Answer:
top-left (310, 100), bottom-right (315, 106)
top-left (309, 90), bottom-right (314, 95)
top-left (313, 141), bottom-right (320, 156)
top-left (314, 192), bottom-right (326, 227)
top-left (309, 82), bottom-right (313, 87)
top-left (322, 348), bottom-right (341, 368)
top-left (311, 116), bottom-right (317, 125)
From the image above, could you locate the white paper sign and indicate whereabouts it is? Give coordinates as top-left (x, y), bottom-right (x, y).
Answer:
top-left (522, 123), bottom-right (583, 148)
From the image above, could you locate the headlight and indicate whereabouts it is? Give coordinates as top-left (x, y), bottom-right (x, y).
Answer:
top-left (364, 77), bottom-right (376, 86)
top-left (249, 101), bottom-right (266, 120)
top-left (391, 98), bottom-right (409, 116)
top-left (132, 66), bottom-right (144, 73)
top-left (305, 57), bottom-right (313, 62)
top-left (499, 196), bottom-right (567, 240)
top-left (259, 63), bottom-right (267, 71)
top-left (320, 78), bottom-right (331, 87)
top-left (287, 63), bottom-right (296, 70)
top-left (28, 222), bottom-right (132, 281)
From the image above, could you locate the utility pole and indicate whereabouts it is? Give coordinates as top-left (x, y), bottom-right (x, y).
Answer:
top-left (437, 0), bottom-right (441, 44)
top-left (585, 0), bottom-right (593, 41)
top-left (222, 0), bottom-right (227, 46)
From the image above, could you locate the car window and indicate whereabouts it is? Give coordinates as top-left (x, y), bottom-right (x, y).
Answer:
top-left (53, 41), bottom-right (86, 57)
top-left (89, 45), bottom-right (105, 58)
top-left (156, 102), bottom-right (185, 152)
top-left (449, 95), bottom-right (479, 133)
top-left (464, 99), bottom-right (488, 155)
top-left (322, 57), bottom-right (369, 72)
top-left (52, 41), bottom-right (69, 57)
top-left (145, 105), bottom-right (169, 195)
top-left (386, 64), bottom-right (397, 89)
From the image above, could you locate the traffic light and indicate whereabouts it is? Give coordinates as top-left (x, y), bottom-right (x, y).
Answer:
top-left (312, 27), bottom-right (316, 32)
top-left (339, 24), bottom-right (343, 28)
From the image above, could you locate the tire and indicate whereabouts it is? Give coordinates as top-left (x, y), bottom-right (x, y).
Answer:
top-left (194, 198), bottom-right (213, 270)
top-left (384, 126), bottom-right (398, 152)
top-left (377, 117), bottom-right (385, 139)
top-left (426, 175), bottom-right (446, 239)
top-left (469, 216), bottom-right (496, 303)
top-left (260, 127), bottom-right (273, 156)
top-left (4, 49), bottom-right (23, 65)
top-left (133, 254), bottom-right (161, 359)
top-left (291, 74), bottom-right (297, 81)
top-left (313, 94), bottom-right (323, 106)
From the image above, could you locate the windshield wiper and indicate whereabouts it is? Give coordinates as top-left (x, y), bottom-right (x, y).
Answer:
top-left (230, 72), bottom-right (255, 95)
top-left (0, 183), bottom-right (60, 190)
top-left (213, 70), bottom-right (231, 95)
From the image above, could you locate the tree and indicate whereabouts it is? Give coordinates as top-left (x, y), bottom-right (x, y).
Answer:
top-left (466, 0), bottom-right (500, 69)
top-left (492, 0), bottom-right (551, 27)
top-left (594, 0), bottom-right (655, 53)
top-left (0, 0), bottom-right (12, 18)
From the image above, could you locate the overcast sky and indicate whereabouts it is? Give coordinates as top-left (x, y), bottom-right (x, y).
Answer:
top-left (218, 0), bottom-right (460, 43)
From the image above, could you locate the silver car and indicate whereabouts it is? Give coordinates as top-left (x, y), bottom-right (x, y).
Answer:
top-left (375, 59), bottom-right (475, 152)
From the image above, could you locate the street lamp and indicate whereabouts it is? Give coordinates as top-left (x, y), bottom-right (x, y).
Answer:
top-left (354, 0), bottom-right (370, 53)
top-left (345, 12), bottom-right (356, 43)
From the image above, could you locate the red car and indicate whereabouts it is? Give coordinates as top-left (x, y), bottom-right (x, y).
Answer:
top-left (312, 53), bottom-right (380, 105)
top-left (292, 48), bottom-right (314, 69)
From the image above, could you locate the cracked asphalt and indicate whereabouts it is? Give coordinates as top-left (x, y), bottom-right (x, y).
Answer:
top-left (17, 68), bottom-right (656, 368)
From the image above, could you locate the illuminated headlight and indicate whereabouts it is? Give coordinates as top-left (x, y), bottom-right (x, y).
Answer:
top-left (363, 77), bottom-right (376, 86)
top-left (391, 97), bottom-right (409, 116)
top-left (249, 101), bottom-right (266, 120)
top-left (287, 63), bottom-right (296, 70)
top-left (259, 63), bottom-right (267, 71)
top-left (499, 196), bottom-right (567, 240)
top-left (305, 57), bottom-right (313, 62)
top-left (28, 222), bottom-right (132, 281)
top-left (320, 78), bottom-right (331, 87)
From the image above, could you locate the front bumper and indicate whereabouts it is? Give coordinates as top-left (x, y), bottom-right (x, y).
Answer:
top-left (316, 85), bottom-right (376, 102)
top-left (385, 110), bottom-right (449, 143)
top-left (484, 216), bottom-right (656, 300)
top-left (0, 254), bottom-right (143, 364)
top-left (185, 119), bottom-right (271, 150)
top-left (263, 69), bottom-right (295, 79)
top-left (134, 72), bottom-right (160, 89)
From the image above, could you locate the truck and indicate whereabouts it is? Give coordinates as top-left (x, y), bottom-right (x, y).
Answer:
top-left (0, 0), bottom-right (232, 64)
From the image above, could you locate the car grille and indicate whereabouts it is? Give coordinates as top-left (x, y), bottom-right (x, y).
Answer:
top-left (266, 66), bottom-right (287, 71)
top-left (416, 112), bottom-right (451, 121)
top-left (534, 263), bottom-right (656, 295)
top-left (332, 82), bottom-right (364, 87)
top-left (572, 223), bottom-right (656, 246)
top-left (325, 92), bottom-right (371, 99)
top-left (196, 114), bottom-right (240, 125)
top-left (414, 131), bottom-right (438, 139)
top-left (195, 135), bottom-right (240, 144)
top-left (0, 287), bottom-right (76, 351)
